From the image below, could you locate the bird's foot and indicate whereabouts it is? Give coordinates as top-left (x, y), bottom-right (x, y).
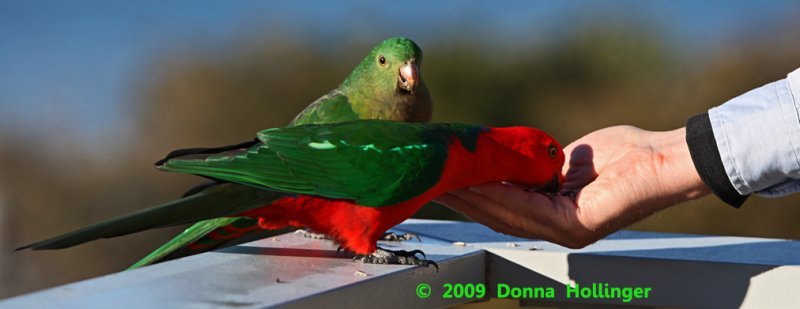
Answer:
top-left (355, 248), bottom-right (438, 270)
top-left (294, 229), bottom-right (330, 240)
top-left (380, 232), bottom-right (421, 242)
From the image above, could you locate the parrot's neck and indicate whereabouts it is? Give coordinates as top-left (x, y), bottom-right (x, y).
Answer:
top-left (434, 131), bottom-right (534, 193)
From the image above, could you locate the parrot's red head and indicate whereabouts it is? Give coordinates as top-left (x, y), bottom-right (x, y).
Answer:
top-left (483, 126), bottom-right (565, 195)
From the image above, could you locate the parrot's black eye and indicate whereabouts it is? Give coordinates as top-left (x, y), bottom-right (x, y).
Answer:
top-left (378, 56), bottom-right (386, 65)
top-left (548, 145), bottom-right (558, 159)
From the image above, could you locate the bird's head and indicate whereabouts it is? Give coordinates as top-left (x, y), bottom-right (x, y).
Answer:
top-left (363, 37), bottom-right (422, 93)
top-left (343, 37), bottom-right (430, 121)
top-left (484, 126), bottom-right (565, 196)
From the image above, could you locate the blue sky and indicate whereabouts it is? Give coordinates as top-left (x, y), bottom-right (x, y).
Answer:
top-left (0, 0), bottom-right (797, 143)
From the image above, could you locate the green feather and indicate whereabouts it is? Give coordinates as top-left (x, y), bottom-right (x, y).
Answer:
top-left (161, 121), bottom-right (485, 207)
top-left (289, 90), bottom-right (358, 125)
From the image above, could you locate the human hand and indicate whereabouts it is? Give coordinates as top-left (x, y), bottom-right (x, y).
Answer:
top-left (434, 126), bottom-right (711, 248)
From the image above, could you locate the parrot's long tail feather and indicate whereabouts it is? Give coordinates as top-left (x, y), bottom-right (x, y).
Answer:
top-left (15, 183), bottom-right (287, 251)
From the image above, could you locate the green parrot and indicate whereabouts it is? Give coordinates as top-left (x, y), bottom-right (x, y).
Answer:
top-left (19, 120), bottom-right (565, 267)
top-left (103, 36), bottom-right (431, 268)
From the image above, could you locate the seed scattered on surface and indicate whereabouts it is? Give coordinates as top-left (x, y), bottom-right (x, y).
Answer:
top-left (505, 242), bottom-right (519, 248)
top-left (528, 246), bottom-right (540, 251)
top-left (453, 241), bottom-right (466, 246)
top-left (354, 270), bottom-right (369, 277)
top-left (272, 237), bottom-right (280, 241)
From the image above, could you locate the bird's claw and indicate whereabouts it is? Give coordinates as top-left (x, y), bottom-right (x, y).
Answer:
top-left (390, 249), bottom-right (426, 259)
top-left (356, 248), bottom-right (438, 271)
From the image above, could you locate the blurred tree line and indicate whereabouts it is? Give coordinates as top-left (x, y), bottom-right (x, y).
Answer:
top-left (3, 23), bottom-right (800, 298)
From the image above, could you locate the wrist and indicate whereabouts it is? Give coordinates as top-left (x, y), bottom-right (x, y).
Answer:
top-left (650, 127), bottom-right (711, 202)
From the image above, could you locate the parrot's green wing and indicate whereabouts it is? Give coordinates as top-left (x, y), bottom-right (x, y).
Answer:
top-left (160, 121), bottom-right (484, 207)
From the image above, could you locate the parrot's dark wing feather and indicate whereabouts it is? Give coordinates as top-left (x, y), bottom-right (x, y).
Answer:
top-left (154, 138), bottom-right (260, 166)
top-left (16, 183), bottom-right (287, 251)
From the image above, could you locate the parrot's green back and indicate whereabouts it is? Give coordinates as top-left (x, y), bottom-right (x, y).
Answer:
top-left (129, 37), bottom-right (432, 268)
top-left (160, 121), bottom-right (484, 206)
